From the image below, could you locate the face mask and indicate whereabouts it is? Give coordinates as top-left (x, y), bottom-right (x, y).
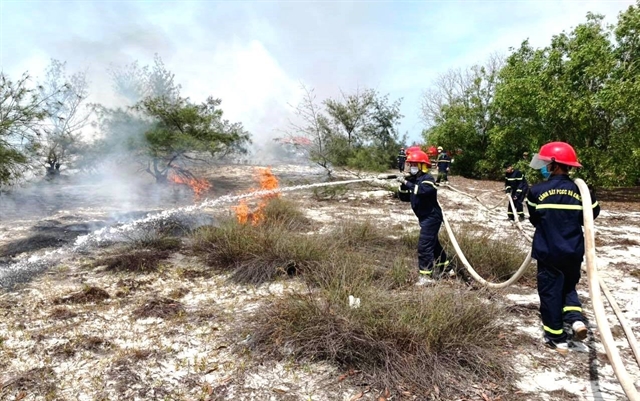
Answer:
top-left (410, 166), bottom-right (419, 175)
top-left (540, 165), bottom-right (551, 179)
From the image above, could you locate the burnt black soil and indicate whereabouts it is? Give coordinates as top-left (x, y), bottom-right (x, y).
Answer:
top-left (0, 220), bottom-right (106, 257)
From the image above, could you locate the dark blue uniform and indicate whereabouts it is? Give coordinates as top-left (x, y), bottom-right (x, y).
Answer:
top-left (435, 152), bottom-right (450, 184)
top-left (397, 150), bottom-right (407, 172)
top-left (526, 174), bottom-right (600, 342)
top-left (400, 173), bottom-right (448, 275)
top-left (505, 169), bottom-right (529, 220)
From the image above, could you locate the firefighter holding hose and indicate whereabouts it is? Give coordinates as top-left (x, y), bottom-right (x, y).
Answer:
top-left (527, 141), bottom-right (600, 354)
top-left (504, 161), bottom-right (529, 221)
top-left (396, 150), bottom-right (450, 285)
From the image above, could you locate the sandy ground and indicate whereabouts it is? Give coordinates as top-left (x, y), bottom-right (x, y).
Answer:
top-left (0, 164), bottom-right (639, 401)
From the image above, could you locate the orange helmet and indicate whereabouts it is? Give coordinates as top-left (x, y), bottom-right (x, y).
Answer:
top-left (406, 150), bottom-right (431, 167)
top-left (531, 141), bottom-right (582, 168)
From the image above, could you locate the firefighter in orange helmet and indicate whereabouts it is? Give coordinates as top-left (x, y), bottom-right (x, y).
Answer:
top-left (397, 150), bottom-right (450, 284)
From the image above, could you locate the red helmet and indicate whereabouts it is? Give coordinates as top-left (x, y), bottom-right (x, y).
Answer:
top-left (537, 141), bottom-right (582, 168)
top-left (406, 146), bottom-right (422, 156)
top-left (406, 150), bottom-right (431, 167)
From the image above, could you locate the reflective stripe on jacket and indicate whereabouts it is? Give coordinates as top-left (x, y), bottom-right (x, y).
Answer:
top-left (436, 153), bottom-right (450, 172)
top-left (505, 169), bottom-right (529, 200)
top-left (402, 173), bottom-right (442, 222)
top-left (526, 175), bottom-right (600, 265)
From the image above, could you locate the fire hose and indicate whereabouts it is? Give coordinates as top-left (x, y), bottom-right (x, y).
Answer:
top-left (445, 183), bottom-right (507, 211)
top-left (441, 180), bottom-right (640, 399)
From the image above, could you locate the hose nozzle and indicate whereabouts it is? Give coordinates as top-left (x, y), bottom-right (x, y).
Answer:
top-left (377, 174), bottom-right (399, 179)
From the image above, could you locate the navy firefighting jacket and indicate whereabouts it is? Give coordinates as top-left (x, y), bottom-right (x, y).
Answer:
top-left (401, 173), bottom-right (443, 222)
top-left (397, 150), bottom-right (407, 164)
top-left (505, 169), bottom-right (529, 201)
top-left (526, 175), bottom-right (600, 265)
top-left (436, 152), bottom-right (451, 172)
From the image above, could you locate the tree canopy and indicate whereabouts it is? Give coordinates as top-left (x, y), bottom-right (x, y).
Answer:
top-left (423, 2), bottom-right (640, 187)
top-left (289, 85), bottom-right (405, 174)
top-left (94, 55), bottom-right (251, 182)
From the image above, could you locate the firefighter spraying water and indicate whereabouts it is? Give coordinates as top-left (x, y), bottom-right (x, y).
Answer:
top-left (395, 150), bottom-right (450, 284)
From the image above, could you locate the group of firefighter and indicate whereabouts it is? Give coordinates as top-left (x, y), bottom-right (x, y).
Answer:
top-left (395, 142), bottom-right (599, 355)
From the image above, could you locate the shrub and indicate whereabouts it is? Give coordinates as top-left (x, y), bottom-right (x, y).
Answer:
top-left (95, 249), bottom-right (173, 272)
top-left (191, 219), bottom-right (328, 284)
top-left (261, 197), bottom-right (311, 230)
top-left (243, 286), bottom-right (514, 398)
top-left (439, 224), bottom-right (535, 285)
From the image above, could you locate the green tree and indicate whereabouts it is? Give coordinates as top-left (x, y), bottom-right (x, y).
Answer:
top-left (423, 2), bottom-right (640, 187)
top-left (288, 85), bottom-right (404, 174)
top-left (326, 89), bottom-right (404, 172)
top-left (0, 72), bottom-right (59, 185)
top-left (132, 95), bottom-right (251, 183)
top-left (494, 12), bottom-right (635, 186)
top-left (422, 54), bottom-right (503, 178)
top-left (94, 55), bottom-right (250, 182)
top-left (34, 59), bottom-right (91, 178)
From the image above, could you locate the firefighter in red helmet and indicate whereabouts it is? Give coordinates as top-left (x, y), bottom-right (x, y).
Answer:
top-left (396, 150), bottom-right (450, 284)
top-left (526, 141), bottom-right (600, 354)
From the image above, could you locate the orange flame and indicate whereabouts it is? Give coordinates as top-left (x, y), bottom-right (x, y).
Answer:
top-left (233, 167), bottom-right (280, 225)
top-left (233, 199), bottom-right (250, 224)
top-left (169, 172), bottom-right (212, 201)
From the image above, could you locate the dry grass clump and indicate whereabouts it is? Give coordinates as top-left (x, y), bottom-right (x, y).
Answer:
top-left (261, 197), bottom-right (311, 230)
top-left (49, 335), bottom-right (112, 358)
top-left (150, 212), bottom-right (215, 236)
top-left (106, 349), bottom-right (151, 397)
top-left (439, 224), bottom-right (535, 285)
top-left (311, 183), bottom-right (348, 200)
top-left (122, 229), bottom-right (183, 252)
top-left (327, 220), bottom-right (394, 250)
top-left (95, 249), bottom-right (173, 272)
top-left (48, 306), bottom-right (78, 320)
top-left (244, 287), bottom-right (514, 399)
top-left (52, 286), bottom-right (110, 305)
top-left (132, 297), bottom-right (185, 319)
top-left (0, 366), bottom-right (58, 400)
top-left (303, 250), bottom-right (416, 296)
top-left (192, 220), bottom-right (327, 284)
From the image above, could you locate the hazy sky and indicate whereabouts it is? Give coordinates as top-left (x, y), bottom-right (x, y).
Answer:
top-left (0, 0), bottom-right (634, 147)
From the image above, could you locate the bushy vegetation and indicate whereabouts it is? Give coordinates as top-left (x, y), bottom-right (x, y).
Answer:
top-left (438, 225), bottom-right (536, 285)
top-left (260, 197), bottom-right (311, 230)
top-left (244, 288), bottom-right (514, 398)
top-left (288, 86), bottom-right (407, 175)
top-left (188, 198), bottom-right (519, 398)
top-left (424, 2), bottom-right (640, 187)
top-left (192, 220), bottom-right (327, 283)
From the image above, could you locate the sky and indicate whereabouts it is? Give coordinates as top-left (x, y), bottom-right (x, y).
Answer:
top-left (0, 0), bottom-right (635, 149)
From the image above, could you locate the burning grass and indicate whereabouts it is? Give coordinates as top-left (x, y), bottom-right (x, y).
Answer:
top-left (232, 167), bottom-right (281, 226)
top-left (243, 287), bottom-right (514, 399)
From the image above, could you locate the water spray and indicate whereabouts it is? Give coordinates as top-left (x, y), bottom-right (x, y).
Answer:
top-left (1, 177), bottom-right (383, 287)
